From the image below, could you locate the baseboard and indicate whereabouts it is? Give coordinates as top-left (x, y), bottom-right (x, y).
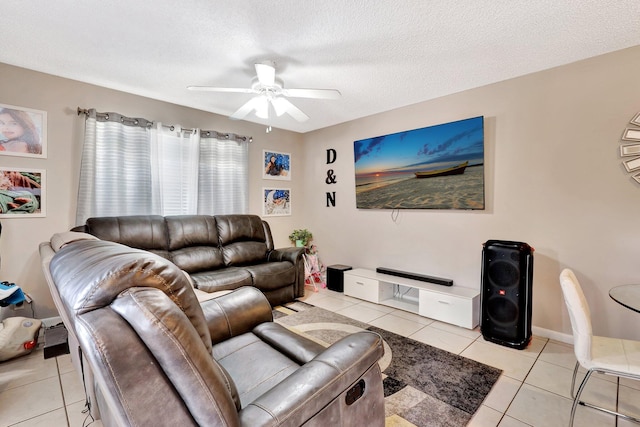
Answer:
top-left (532, 326), bottom-right (572, 345)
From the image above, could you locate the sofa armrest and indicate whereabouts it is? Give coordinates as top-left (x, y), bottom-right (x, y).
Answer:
top-left (239, 331), bottom-right (384, 426)
top-left (268, 246), bottom-right (305, 264)
top-left (252, 322), bottom-right (326, 365)
top-left (200, 286), bottom-right (273, 344)
top-left (268, 247), bottom-right (306, 298)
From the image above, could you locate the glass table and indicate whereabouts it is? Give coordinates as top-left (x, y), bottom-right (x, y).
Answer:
top-left (609, 284), bottom-right (640, 313)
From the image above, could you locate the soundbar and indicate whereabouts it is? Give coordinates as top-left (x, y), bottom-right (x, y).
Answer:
top-left (376, 267), bottom-right (453, 287)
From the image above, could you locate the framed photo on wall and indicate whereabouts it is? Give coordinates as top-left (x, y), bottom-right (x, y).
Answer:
top-left (0, 168), bottom-right (46, 217)
top-left (262, 187), bottom-right (291, 217)
top-left (0, 103), bottom-right (47, 158)
top-left (263, 150), bottom-right (291, 180)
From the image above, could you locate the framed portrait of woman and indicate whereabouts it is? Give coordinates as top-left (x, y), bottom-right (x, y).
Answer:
top-left (263, 150), bottom-right (291, 180)
top-left (0, 168), bottom-right (46, 217)
top-left (0, 103), bottom-right (47, 158)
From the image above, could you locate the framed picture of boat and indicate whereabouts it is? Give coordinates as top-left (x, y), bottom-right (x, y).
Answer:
top-left (353, 116), bottom-right (485, 210)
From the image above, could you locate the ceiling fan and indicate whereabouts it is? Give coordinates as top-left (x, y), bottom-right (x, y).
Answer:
top-left (187, 62), bottom-right (341, 122)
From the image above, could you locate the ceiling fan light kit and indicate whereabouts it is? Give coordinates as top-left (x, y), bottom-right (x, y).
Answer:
top-left (255, 96), bottom-right (269, 119)
top-left (188, 62), bottom-right (341, 122)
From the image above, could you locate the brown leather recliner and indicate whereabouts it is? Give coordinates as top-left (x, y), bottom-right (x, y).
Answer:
top-left (46, 237), bottom-right (385, 427)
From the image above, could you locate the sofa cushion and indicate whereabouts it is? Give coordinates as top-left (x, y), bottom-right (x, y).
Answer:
top-left (166, 216), bottom-right (219, 250)
top-left (190, 268), bottom-right (253, 293)
top-left (85, 215), bottom-right (170, 259)
top-left (216, 215), bottom-right (269, 265)
top-left (170, 246), bottom-right (225, 273)
top-left (244, 262), bottom-right (297, 291)
top-left (222, 242), bottom-right (269, 267)
top-left (166, 216), bottom-right (225, 273)
top-left (213, 332), bottom-right (300, 408)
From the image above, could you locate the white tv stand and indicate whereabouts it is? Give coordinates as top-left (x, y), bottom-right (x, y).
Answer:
top-left (343, 268), bottom-right (480, 329)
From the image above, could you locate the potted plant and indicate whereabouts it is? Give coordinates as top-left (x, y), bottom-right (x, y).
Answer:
top-left (289, 229), bottom-right (313, 247)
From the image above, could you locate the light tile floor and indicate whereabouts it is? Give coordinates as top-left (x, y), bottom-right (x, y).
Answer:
top-left (0, 344), bottom-right (101, 427)
top-left (302, 288), bottom-right (640, 427)
top-left (1, 287), bottom-right (639, 426)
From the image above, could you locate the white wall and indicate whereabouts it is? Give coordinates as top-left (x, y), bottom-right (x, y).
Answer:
top-left (0, 63), bottom-right (303, 319)
top-left (3, 45), bottom-right (639, 341)
top-left (300, 46), bottom-right (640, 340)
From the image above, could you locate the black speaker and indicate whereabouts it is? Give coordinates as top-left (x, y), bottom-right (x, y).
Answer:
top-left (481, 240), bottom-right (533, 349)
top-left (326, 264), bottom-right (352, 292)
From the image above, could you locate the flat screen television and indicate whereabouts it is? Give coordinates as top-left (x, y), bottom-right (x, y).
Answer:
top-left (354, 116), bottom-right (484, 210)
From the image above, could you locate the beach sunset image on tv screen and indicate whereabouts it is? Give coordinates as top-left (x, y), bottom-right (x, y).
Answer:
top-left (354, 116), bottom-right (484, 210)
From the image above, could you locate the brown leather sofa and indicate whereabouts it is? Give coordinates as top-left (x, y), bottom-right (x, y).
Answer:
top-left (72, 214), bottom-right (305, 306)
top-left (42, 236), bottom-right (385, 427)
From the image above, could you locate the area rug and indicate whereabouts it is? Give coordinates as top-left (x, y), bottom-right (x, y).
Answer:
top-left (274, 302), bottom-right (502, 427)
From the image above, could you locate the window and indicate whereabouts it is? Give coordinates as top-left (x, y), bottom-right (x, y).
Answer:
top-left (76, 110), bottom-right (249, 224)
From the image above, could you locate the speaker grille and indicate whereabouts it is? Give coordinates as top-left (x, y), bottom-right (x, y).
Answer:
top-left (488, 260), bottom-right (520, 288)
top-left (487, 297), bottom-right (519, 324)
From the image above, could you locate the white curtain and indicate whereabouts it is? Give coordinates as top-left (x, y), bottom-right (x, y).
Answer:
top-left (76, 112), bottom-right (155, 224)
top-left (197, 133), bottom-right (249, 215)
top-left (150, 123), bottom-right (199, 216)
top-left (76, 110), bottom-right (249, 224)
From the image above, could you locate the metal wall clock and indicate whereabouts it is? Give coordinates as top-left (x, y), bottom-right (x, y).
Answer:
top-left (620, 112), bottom-right (640, 184)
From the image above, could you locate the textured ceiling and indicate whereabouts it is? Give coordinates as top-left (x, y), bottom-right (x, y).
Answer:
top-left (2, 1), bottom-right (639, 133)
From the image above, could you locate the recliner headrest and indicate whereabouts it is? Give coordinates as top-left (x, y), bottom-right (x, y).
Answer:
top-left (50, 239), bottom-right (212, 352)
top-left (216, 215), bottom-right (266, 245)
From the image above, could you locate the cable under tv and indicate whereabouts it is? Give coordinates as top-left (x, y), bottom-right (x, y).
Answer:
top-left (375, 267), bottom-right (453, 287)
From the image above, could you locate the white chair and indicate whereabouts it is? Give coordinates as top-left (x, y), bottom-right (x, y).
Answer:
top-left (559, 268), bottom-right (640, 426)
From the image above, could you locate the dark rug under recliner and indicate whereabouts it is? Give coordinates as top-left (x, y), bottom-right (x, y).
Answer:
top-left (274, 303), bottom-right (502, 427)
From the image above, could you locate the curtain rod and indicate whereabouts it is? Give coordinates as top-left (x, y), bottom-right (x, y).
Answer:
top-left (77, 107), bottom-right (253, 143)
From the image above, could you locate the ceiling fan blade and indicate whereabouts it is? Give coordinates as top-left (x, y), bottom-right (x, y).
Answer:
top-left (229, 97), bottom-right (261, 120)
top-left (271, 97), bottom-right (309, 122)
top-left (255, 63), bottom-right (276, 86)
top-left (281, 88), bottom-right (341, 100)
top-left (187, 86), bottom-right (257, 94)
top-left (271, 97), bottom-right (289, 117)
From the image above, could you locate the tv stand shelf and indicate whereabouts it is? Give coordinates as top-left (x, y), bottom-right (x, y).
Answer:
top-left (343, 268), bottom-right (479, 329)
